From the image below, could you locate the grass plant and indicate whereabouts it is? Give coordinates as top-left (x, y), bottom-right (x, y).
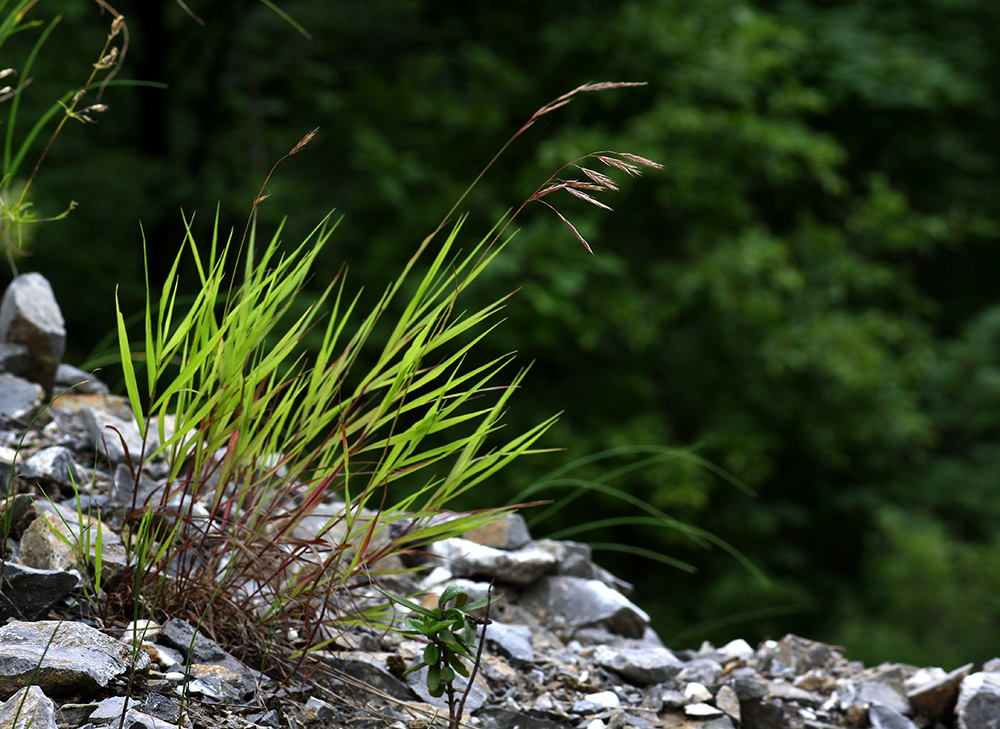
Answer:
top-left (98, 82), bottom-right (663, 682)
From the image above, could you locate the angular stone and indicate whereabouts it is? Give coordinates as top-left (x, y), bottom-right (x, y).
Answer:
top-left (20, 503), bottom-right (127, 582)
top-left (0, 686), bottom-right (58, 729)
top-left (677, 658), bottom-right (722, 686)
top-left (485, 622), bottom-right (534, 666)
top-left (719, 638), bottom-right (754, 661)
top-left (0, 561), bottom-right (78, 621)
top-left (0, 273), bottom-right (65, 398)
top-left (684, 682), bottom-right (712, 703)
top-left (756, 634), bottom-right (845, 677)
top-left (325, 655), bottom-right (416, 702)
top-left (593, 645), bottom-right (683, 685)
top-left (0, 495), bottom-right (31, 539)
top-left (300, 697), bottom-right (336, 722)
top-left (187, 664), bottom-right (252, 702)
top-left (18, 514), bottom-right (79, 572)
top-left (519, 575), bottom-right (649, 639)
top-left (547, 540), bottom-right (633, 594)
top-left (406, 663), bottom-right (490, 712)
top-left (859, 681), bottom-right (909, 715)
top-left (764, 680), bottom-right (825, 707)
top-left (573, 690), bottom-right (620, 712)
top-left (868, 704), bottom-right (919, 729)
top-left (139, 694), bottom-right (180, 725)
top-left (89, 697), bottom-right (140, 722)
top-left (463, 513), bottom-right (532, 550)
top-left (0, 374), bottom-right (43, 422)
top-left (957, 672), bottom-right (1000, 729)
top-left (907, 662), bottom-right (972, 722)
top-left (685, 703), bottom-right (724, 717)
top-left (0, 621), bottom-right (149, 698)
top-left (111, 709), bottom-right (178, 729)
top-left (474, 708), bottom-right (567, 729)
top-left (0, 344), bottom-right (31, 378)
top-left (80, 404), bottom-right (151, 466)
top-left (21, 446), bottom-right (80, 486)
top-left (158, 618), bottom-right (244, 673)
top-left (430, 538), bottom-right (558, 585)
top-left (54, 364), bottom-right (109, 396)
top-left (715, 685), bottom-right (741, 722)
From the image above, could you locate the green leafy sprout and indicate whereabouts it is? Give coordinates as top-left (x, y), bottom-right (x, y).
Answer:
top-left (393, 584), bottom-right (494, 728)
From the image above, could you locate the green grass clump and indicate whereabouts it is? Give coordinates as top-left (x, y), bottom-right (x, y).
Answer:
top-left (12, 80), bottom-right (658, 685)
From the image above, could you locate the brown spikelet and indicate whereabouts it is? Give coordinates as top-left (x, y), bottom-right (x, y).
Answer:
top-left (597, 155), bottom-right (641, 176)
top-left (618, 152), bottom-right (665, 170)
top-left (578, 167), bottom-right (619, 191)
top-left (538, 200), bottom-right (594, 254)
top-left (564, 180), bottom-right (607, 192)
top-left (565, 187), bottom-right (613, 211)
top-left (290, 127), bottom-right (319, 156)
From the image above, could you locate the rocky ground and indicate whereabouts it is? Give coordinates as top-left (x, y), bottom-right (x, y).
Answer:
top-left (0, 272), bottom-right (998, 729)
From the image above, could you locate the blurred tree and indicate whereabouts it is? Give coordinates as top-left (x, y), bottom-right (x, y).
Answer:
top-left (6, 0), bottom-right (1000, 666)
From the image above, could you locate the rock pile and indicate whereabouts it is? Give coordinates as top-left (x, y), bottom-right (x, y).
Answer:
top-left (0, 273), bottom-right (998, 729)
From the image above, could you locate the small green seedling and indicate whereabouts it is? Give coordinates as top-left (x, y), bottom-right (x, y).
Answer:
top-left (394, 584), bottom-right (493, 727)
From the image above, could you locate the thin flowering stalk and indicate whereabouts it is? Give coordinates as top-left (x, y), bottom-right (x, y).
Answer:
top-left (441, 82), bottom-right (648, 227)
top-left (15, 6), bottom-right (125, 210)
top-left (436, 83), bottom-right (664, 266)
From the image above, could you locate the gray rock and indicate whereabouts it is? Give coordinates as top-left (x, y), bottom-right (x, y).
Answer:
top-left (464, 512), bottom-right (532, 550)
top-left (80, 404), bottom-right (152, 466)
top-left (22, 503), bottom-right (129, 582)
top-left (859, 680), bottom-right (909, 715)
top-left (907, 662), bottom-right (972, 722)
top-left (869, 704), bottom-right (919, 729)
top-left (139, 694), bottom-right (180, 724)
top-left (719, 638), bottom-right (755, 661)
top-left (0, 494), bottom-right (31, 537)
top-left (0, 561), bottom-right (78, 621)
top-left (158, 618), bottom-right (245, 674)
top-left (88, 697), bottom-right (140, 722)
top-left (474, 708), bottom-right (567, 729)
top-left (17, 512), bottom-right (79, 572)
top-left (406, 664), bottom-right (490, 712)
top-left (187, 663), bottom-right (254, 702)
top-left (21, 446), bottom-right (80, 486)
top-left (715, 684), bottom-right (741, 722)
top-left (592, 645), bottom-right (683, 685)
top-left (572, 690), bottom-right (620, 712)
top-left (676, 657), bottom-right (723, 686)
top-left (957, 672), bottom-right (1000, 729)
top-left (0, 344), bottom-right (31, 378)
top-left (325, 655), bottom-right (417, 702)
top-left (0, 274), bottom-right (65, 399)
top-left (0, 621), bottom-right (149, 698)
top-left (764, 680), bottom-right (826, 707)
top-left (246, 709), bottom-right (282, 728)
top-left (545, 539), bottom-right (634, 594)
top-left (0, 374), bottom-right (43, 423)
top-left (54, 364), bottom-right (109, 396)
top-left (519, 575), bottom-right (649, 639)
top-left (756, 634), bottom-right (845, 677)
top-left (0, 686), bottom-right (58, 729)
top-left (430, 538), bottom-right (558, 585)
top-left (301, 697), bottom-right (336, 722)
top-left (56, 703), bottom-right (98, 727)
top-left (485, 622), bottom-right (535, 666)
top-left (109, 710), bottom-right (178, 729)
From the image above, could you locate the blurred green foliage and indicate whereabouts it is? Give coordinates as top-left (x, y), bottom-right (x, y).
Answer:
top-left (5, 0), bottom-right (1000, 667)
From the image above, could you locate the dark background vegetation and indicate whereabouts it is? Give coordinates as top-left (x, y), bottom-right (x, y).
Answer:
top-left (7, 0), bottom-right (1000, 667)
